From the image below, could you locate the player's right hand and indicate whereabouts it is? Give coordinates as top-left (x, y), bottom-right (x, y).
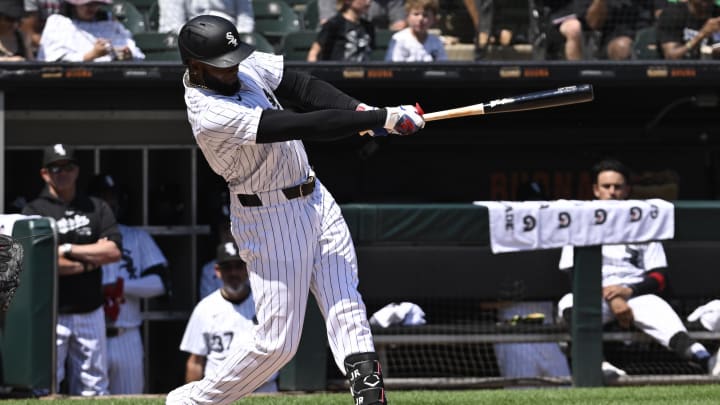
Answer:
top-left (384, 105), bottom-right (425, 136)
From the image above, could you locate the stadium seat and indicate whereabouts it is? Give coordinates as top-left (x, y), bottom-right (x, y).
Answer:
top-left (252, 0), bottom-right (302, 45)
top-left (133, 32), bottom-right (180, 61)
top-left (371, 29), bottom-right (393, 61)
top-left (112, 0), bottom-right (147, 34)
top-left (147, 1), bottom-right (159, 32)
top-left (633, 26), bottom-right (660, 60)
top-left (302, 0), bottom-right (319, 30)
top-left (239, 32), bottom-right (276, 54)
top-left (280, 30), bottom-right (317, 60)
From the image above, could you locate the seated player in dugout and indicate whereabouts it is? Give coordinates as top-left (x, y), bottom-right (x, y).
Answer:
top-left (557, 158), bottom-right (720, 378)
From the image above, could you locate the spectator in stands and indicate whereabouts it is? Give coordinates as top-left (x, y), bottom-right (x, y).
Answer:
top-left (467, 0), bottom-right (533, 60)
top-left (22, 143), bottom-right (122, 395)
top-left (558, 158), bottom-right (719, 378)
top-left (20, 0), bottom-right (61, 55)
top-left (543, 0), bottom-right (584, 60)
top-left (575, 0), bottom-right (655, 60)
top-left (158, 0), bottom-right (254, 34)
top-left (318, 0), bottom-right (406, 31)
top-left (0, 0), bottom-right (34, 61)
top-left (385, 0), bottom-right (446, 61)
top-left (657, 0), bottom-right (720, 60)
top-left (179, 240), bottom-right (278, 392)
top-left (37, 0), bottom-right (145, 62)
top-left (307, 0), bottom-right (375, 61)
top-left (368, 0), bottom-right (406, 31)
top-left (465, 0), bottom-right (492, 59)
top-left (88, 174), bottom-right (170, 395)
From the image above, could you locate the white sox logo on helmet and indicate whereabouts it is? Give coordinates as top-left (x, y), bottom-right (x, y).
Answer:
top-left (226, 32), bottom-right (238, 47)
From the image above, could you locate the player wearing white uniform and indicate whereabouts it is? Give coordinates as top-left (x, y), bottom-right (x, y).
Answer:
top-left (181, 241), bottom-right (278, 392)
top-left (558, 159), bottom-right (719, 376)
top-left (166, 15), bottom-right (424, 405)
top-left (38, 0), bottom-right (145, 62)
top-left (89, 174), bottom-right (169, 394)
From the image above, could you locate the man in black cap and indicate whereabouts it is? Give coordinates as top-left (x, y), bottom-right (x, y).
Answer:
top-left (22, 143), bottom-right (122, 396)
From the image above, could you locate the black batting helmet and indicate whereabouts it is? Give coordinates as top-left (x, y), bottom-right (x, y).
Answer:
top-left (178, 15), bottom-right (254, 67)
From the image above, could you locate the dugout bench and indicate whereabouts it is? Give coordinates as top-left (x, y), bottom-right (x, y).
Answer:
top-left (341, 202), bottom-right (720, 388)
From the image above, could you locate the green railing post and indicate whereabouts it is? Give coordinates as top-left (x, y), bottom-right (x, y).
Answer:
top-left (571, 245), bottom-right (603, 387)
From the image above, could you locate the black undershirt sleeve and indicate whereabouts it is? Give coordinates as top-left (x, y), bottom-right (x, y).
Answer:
top-left (256, 109), bottom-right (386, 143)
top-left (256, 69), bottom-right (387, 142)
top-left (274, 70), bottom-right (361, 111)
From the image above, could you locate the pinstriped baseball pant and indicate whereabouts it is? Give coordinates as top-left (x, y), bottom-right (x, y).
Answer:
top-left (167, 179), bottom-right (375, 404)
top-left (56, 307), bottom-right (109, 396)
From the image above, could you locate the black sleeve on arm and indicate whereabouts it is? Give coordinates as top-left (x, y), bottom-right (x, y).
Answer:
top-left (629, 268), bottom-right (667, 297)
top-left (256, 109), bottom-right (386, 143)
top-left (275, 70), bottom-right (362, 111)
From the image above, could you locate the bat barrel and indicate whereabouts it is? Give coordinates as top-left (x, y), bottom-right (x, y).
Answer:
top-left (483, 84), bottom-right (594, 114)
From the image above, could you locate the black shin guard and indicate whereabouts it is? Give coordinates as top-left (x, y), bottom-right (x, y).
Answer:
top-left (669, 331), bottom-right (693, 359)
top-left (344, 352), bottom-right (387, 405)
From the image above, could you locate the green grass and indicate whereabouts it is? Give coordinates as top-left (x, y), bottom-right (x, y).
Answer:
top-left (3, 385), bottom-right (720, 404)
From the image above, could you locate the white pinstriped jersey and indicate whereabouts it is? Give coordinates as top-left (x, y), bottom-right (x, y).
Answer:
top-left (38, 14), bottom-right (145, 62)
top-left (559, 241), bottom-right (667, 287)
top-left (102, 224), bottom-right (167, 328)
top-left (183, 52), bottom-right (311, 194)
top-left (180, 289), bottom-right (278, 391)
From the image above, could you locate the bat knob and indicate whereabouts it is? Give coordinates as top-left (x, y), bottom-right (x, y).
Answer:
top-left (414, 102), bottom-right (425, 116)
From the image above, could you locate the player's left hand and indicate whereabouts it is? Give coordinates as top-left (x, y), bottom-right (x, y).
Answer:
top-left (384, 105), bottom-right (425, 136)
top-left (356, 103), bottom-right (388, 137)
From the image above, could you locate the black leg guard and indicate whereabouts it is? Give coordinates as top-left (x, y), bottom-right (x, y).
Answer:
top-left (669, 331), bottom-right (693, 359)
top-left (344, 352), bottom-right (387, 405)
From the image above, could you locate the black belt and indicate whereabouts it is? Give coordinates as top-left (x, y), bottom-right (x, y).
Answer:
top-left (106, 327), bottom-right (128, 337)
top-left (237, 176), bottom-right (316, 207)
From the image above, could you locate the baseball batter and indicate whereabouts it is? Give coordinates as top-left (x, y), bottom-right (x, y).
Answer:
top-left (89, 174), bottom-right (169, 394)
top-left (166, 15), bottom-right (424, 405)
top-left (558, 159), bottom-right (719, 376)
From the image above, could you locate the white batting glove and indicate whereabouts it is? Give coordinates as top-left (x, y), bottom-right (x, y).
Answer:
top-left (384, 105), bottom-right (425, 136)
top-left (356, 103), bottom-right (388, 137)
top-left (687, 299), bottom-right (720, 332)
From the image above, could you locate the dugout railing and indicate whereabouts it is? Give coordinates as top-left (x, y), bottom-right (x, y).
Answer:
top-left (341, 202), bottom-right (720, 388)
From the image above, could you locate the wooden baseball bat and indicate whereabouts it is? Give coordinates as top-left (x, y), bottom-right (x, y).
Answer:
top-left (417, 84), bottom-right (594, 122)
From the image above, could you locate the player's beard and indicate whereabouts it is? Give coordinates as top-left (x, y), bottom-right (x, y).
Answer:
top-left (222, 280), bottom-right (250, 299)
top-left (203, 71), bottom-right (240, 96)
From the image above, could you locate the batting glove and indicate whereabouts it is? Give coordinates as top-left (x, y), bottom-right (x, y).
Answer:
top-left (384, 105), bottom-right (425, 136)
top-left (356, 103), bottom-right (388, 137)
